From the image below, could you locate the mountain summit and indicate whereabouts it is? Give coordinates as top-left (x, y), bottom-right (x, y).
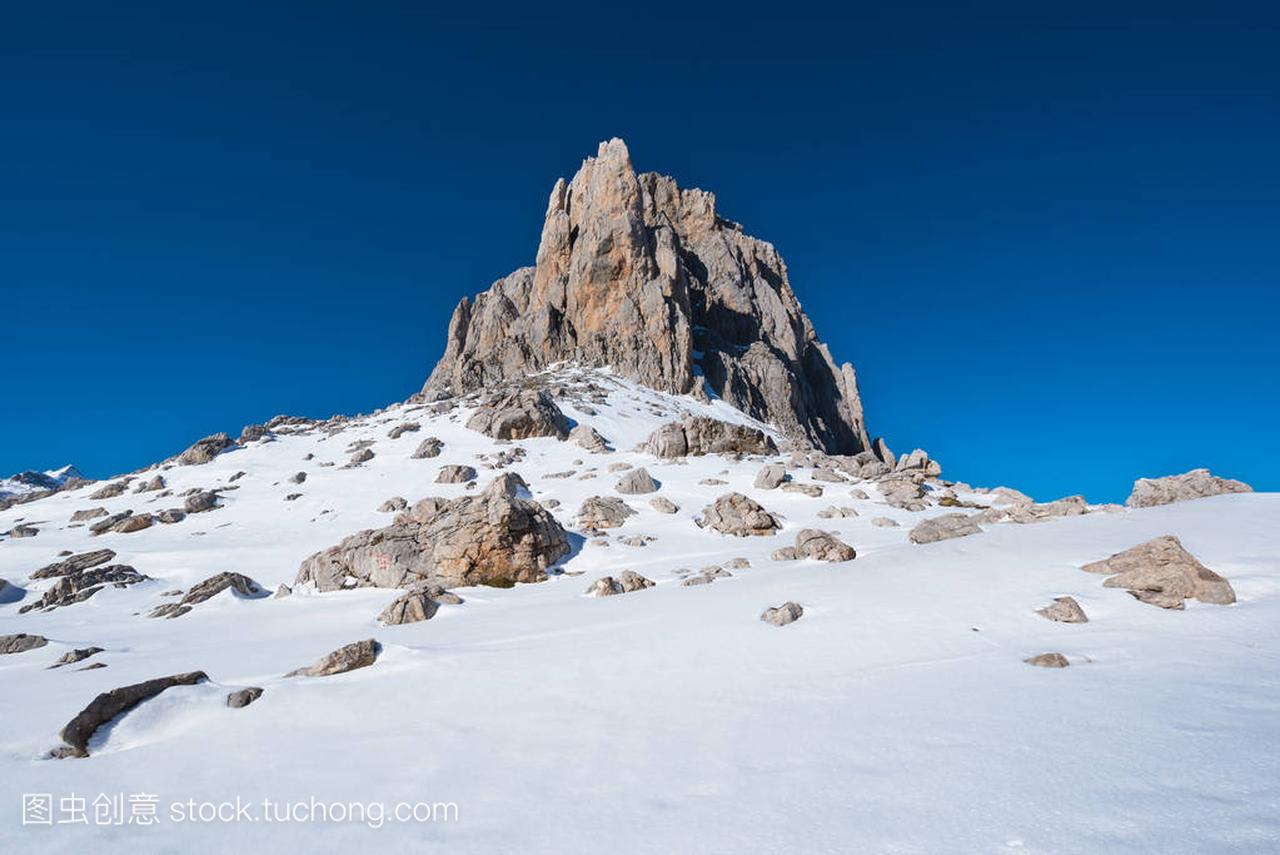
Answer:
top-left (424, 139), bottom-right (870, 454)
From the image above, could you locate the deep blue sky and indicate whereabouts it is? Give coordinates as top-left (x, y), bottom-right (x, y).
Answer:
top-left (1, 2), bottom-right (1276, 502)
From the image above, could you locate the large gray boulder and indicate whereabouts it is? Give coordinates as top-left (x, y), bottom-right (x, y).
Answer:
top-left (1081, 535), bottom-right (1235, 609)
top-left (908, 513), bottom-right (982, 544)
top-left (436, 465), bottom-right (478, 484)
top-left (642, 417), bottom-right (777, 459)
top-left (466, 389), bottom-right (569, 440)
top-left (576, 496), bottom-right (636, 530)
top-left (32, 549), bottom-right (116, 579)
top-left (760, 602), bottom-right (804, 627)
top-left (149, 572), bottom-right (267, 619)
top-left (696, 493), bottom-right (781, 537)
top-left (794, 529), bottom-right (856, 562)
top-left (19, 564), bottom-right (149, 613)
top-left (754, 464), bottom-right (786, 489)
top-left (1126, 469), bottom-right (1252, 508)
top-left (0, 633), bottom-right (48, 655)
top-left (421, 139), bottom-right (870, 455)
top-left (177, 433), bottom-right (234, 465)
top-left (378, 584), bottom-right (457, 625)
top-left (615, 467), bottom-right (659, 495)
top-left (184, 491), bottom-right (220, 514)
top-left (569, 425), bottom-right (612, 453)
top-left (410, 437), bottom-right (444, 459)
top-left (285, 639), bottom-right (379, 678)
top-left (296, 476), bottom-right (569, 591)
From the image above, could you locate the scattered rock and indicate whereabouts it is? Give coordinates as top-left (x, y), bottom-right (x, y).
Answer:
top-left (378, 584), bottom-right (457, 625)
top-left (50, 647), bottom-right (105, 668)
top-left (19, 564), bottom-right (148, 613)
top-left (1081, 535), bottom-right (1235, 609)
top-left (178, 433), bottom-right (234, 465)
top-left (1037, 596), bottom-right (1089, 623)
top-left (794, 528), bottom-right (857, 561)
top-left (781, 483), bottom-right (823, 498)
top-left (388, 422), bottom-right (421, 440)
top-left (89, 480), bottom-right (130, 500)
top-left (725, 557), bottom-right (751, 570)
top-left (771, 546), bottom-right (798, 561)
top-left (70, 507), bottom-right (109, 522)
top-left (410, 437), bottom-right (444, 459)
top-left (285, 639), bottom-right (380, 677)
top-left (577, 496), bottom-right (637, 530)
top-left (696, 493), bottom-right (782, 536)
top-left (1126, 469), bottom-right (1252, 508)
top-left (9, 524), bottom-right (39, 538)
top-left (818, 505), bottom-right (859, 519)
top-left (436, 465), bottom-right (478, 484)
top-left (753, 464), bottom-right (786, 489)
top-left (642, 417), bottom-right (777, 459)
top-left (0, 633), bottom-right (48, 655)
top-left (184, 491), bottom-right (220, 514)
top-left (289, 471), bottom-right (307, 484)
top-left (156, 509), bottom-right (186, 524)
top-left (615, 467), bottom-right (659, 495)
top-left (585, 571), bottom-right (655, 597)
top-left (134, 475), bottom-right (166, 493)
top-left (849, 488), bottom-right (870, 500)
top-left (32, 549), bottom-right (116, 580)
top-left (908, 513), bottom-right (982, 544)
top-left (378, 497), bottom-right (408, 513)
top-left (761, 601), bottom-right (804, 626)
top-left (870, 516), bottom-right (900, 527)
top-left (812, 468), bottom-right (847, 483)
top-left (238, 423), bottom-right (271, 444)
top-left (649, 496), bottom-right (679, 514)
top-left (52, 671), bottom-right (209, 757)
top-left (112, 513), bottom-right (154, 534)
top-left (569, 424), bottom-right (612, 453)
top-left (1024, 653), bottom-right (1069, 668)
top-left (349, 448), bottom-right (376, 466)
top-left (226, 687), bottom-right (264, 708)
top-left (466, 389), bottom-right (569, 440)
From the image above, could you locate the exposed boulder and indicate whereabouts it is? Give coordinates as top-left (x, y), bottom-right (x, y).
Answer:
top-left (781, 482), bottom-right (823, 498)
top-left (0, 633), bottom-right (48, 655)
top-left (296, 476), bottom-right (569, 591)
top-left (649, 496), bottom-right (679, 514)
top-left (615, 467), bottom-right (659, 495)
top-left (1025, 653), bottom-right (1069, 668)
top-left (285, 639), bottom-right (380, 678)
top-left (178, 433), bottom-right (234, 465)
top-left (569, 425), bottom-right (612, 453)
top-left (288, 471), bottom-right (307, 485)
top-left (410, 437), bottom-right (444, 459)
top-left (465, 389), bottom-right (569, 440)
top-left (134, 475), bottom-right (166, 493)
top-left (577, 496), bottom-right (636, 530)
top-left (349, 448), bottom-right (376, 466)
top-left (761, 601), bottom-right (804, 627)
top-left (379, 583), bottom-right (459, 625)
top-left (696, 493), bottom-right (782, 537)
top-left (771, 546), bottom-right (798, 561)
top-left (895, 448), bottom-right (942, 477)
top-left (156, 509), bottom-right (186, 524)
top-left (421, 139), bottom-right (870, 454)
top-left (1037, 596), bottom-right (1089, 623)
top-left (1126, 469), bottom-right (1252, 508)
top-left (794, 529), bottom-right (857, 562)
top-left (585, 571), bottom-right (655, 597)
top-left (19, 564), bottom-right (148, 613)
top-left (436, 465), bottom-right (478, 484)
top-left (9, 523), bottom-right (38, 538)
top-left (387, 421), bottom-right (421, 439)
top-left (52, 671), bottom-right (209, 758)
top-left (50, 647), bottom-right (105, 668)
top-left (378, 496), bottom-right (408, 513)
top-left (238, 423), bottom-right (271, 444)
top-left (642, 417), bottom-right (777, 459)
top-left (754, 464), bottom-right (786, 489)
top-left (89, 480), bottom-right (130, 500)
top-left (112, 513), bottom-right (154, 534)
top-left (70, 507), bottom-right (109, 522)
top-left (89, 511), bottom-right (134, 535)
top-left (1080, 535), bottom-right (1235, 609)
top-left (184, 491), bottom-right (220, 514)
top-left (817, 506), bottom-right (859, 519)
top-left (870, 516), bottom-right (900, 527)
top-left (908, 513), bottom-right (982, 545)
top-left (227, 687), bottom-right (264, 708)
top-left (149, 572), bottom-right (267, 619)
top-left (32, 549), bottom-right (116, 580)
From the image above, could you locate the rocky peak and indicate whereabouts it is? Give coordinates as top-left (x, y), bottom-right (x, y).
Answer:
top-left (424, 138), bottom-right (871, 454)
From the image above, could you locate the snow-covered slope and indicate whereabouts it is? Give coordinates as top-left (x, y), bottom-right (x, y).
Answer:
top-left (0, 466), bottom-right (84, 500)
top-left (1, 371), bottom-right (1277, 854)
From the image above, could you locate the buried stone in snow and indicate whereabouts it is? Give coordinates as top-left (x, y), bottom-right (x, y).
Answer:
top-left (1024, 653), bottom-right (1070, 668)
top-left (1037, 596), bottom-right (1089, 623)
top-left (0, 633), bottom-right (49, 655)
top-left (227, 687), bottom-right (264, 708)
top-left (585, 571), bottom-right (655, 597)
top-left (149, 572), bottom-right (267, 619)
top-left (378, 583), bottom-right (462, 625)
top-left (753, 463), bottom-right (786, 489)
top-left (760, 601), bottom-right (804, 627)
top-left (569, 424), bottom-right (612, 453)
top-left (436, 464), bottom-right (478, 484)
top-left (1080, 535), bottom-right (1235, 609)
top-left (285, 639), bottom-right (380, 678)
top-left (51, 671), bottom-right (210, 758)
top-left (793, 529), bottom-right (857, 562)
top-left (908, 513), bottom-right (983, 544)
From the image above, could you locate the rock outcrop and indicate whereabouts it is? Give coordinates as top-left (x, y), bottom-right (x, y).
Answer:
top-left (793, 529), bottom-right (857, 562)
top-left (1080, 535), bottom-right (1236, 609)
top-left (908, 513), bottom-right (982, 545)
top-left (696, 493), bottom-right (782, 537)
top-left (465, 389), bottom-right (569, 440)
top-left (423, 139), bottom-right (870, 454)
top-left (585, 571), bottom-right (654, 597)
top-left (1126, 469), bottom-right (1252, 508)
top-left (0, 633), bottom-right (48, 655)
top-left (1036, 596), bottom-right (1089, 623)
top-left (615, 467), bottom-right (659, 495)
top-left (148, 572), bottom-right (266, 619)
top-left (177, 433), bottom-right (234, 465)
top-left (642, 417), bottom-right (777, 459)
top-left (296, 476), bottom-right (569, 591)
top-left (285, 640), bottom-right (380, 678)
top-left (53, 671), bottom-right (209, 758)
top-left (576, 496), bottom-right (636, 529)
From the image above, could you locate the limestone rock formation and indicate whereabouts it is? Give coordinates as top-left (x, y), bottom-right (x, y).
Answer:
top-left (285, 639), bottom-right (380, 678)
top-left (696, 493), bottom-right (782, 537)
top-left (576, 496), bottom-right (636, 530)
top-left (177, 433), bottom-right (234, 465)
top-left (423, 139), bottom-right (870, 454)
top-left (909, 513), bottom-right (983, 545)
top-left (754, 464), bottom-right (786, 489)
top-left (149, 572), bottom-right (266, 619)
top-left (1081, 535), bottom-right (1235, 609)
top-left (642, 417), bottom-right (777, 459)
top-left (465, 389), bottom-right (569, 440)
top-left (296, 476), bottom-right (569, 591)
top-left (615, 467), bottom-right (659, 495)
top-left (793, 529), bottom-right (857, 562)
top-left (1126, 469), bottom-right (1252, 508)
top-left (227, 687), bottom-right (264, 708)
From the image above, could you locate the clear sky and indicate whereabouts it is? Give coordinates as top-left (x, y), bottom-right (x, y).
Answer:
top-left (1, 2), bottom-right (1276, 503)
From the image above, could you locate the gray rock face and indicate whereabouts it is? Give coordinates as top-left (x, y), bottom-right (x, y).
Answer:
top-left (569, 425), bottom-right (612, 453)
top-left (642, 417), bottom-right (777, 459)
top-left (794, 529), bottom-right (857, 562)
top-left (1081, 535), bottom-right (1235, 609)
top-left (696, 493), bottom-right (781, 537)
top-left (53, 671), bottom-right (209, 758)
top-left (1126, 469), bottom-right (1252, 508)
top-left (577, 496), bottom-right (636, 529)
top-left (89, 511), bottom-right (134, 536)
top-left (288, 471), bottom-right (307, 485)
top-left (1024, 653), bottom-right (1069, 668)
top-left (285, 639), bottom-right (380, 678)
top-left (585, 570), bottom-right (655, 597)
top-left (157, 509), bottom-right (186, 524)
top-left (178, 433), bottom-right (234, 465)
top-left (781, 482), bottom-right (823, 498)
top-left (817, 506), bottom-right (859, 519)
top-left (436, 465), bottom-right (478, 484)
top-left (754, 464), bottom-right (786, 489)
top-left (296, 476), bottom-right (569, 591)
top-left (761, 601), bottom-right (804, 627)
top-left (465, 389), bottom-right (569, 440)
top-left (239, 423), bottom-right (271, 443)
top-left (1037, 596), bottom-right (1089, 623)
top-left (411, 437), bottom-right (444, 459)
top-left (227, 687), bottom-right (264, 708)
top-left (0, 633), bottom-right (48, 655)
top-left (908, 513), bottom-right (983, 545)
top-left (422, 139), bottom-right (869, 454)
top-left (349, 448), bottom-right (376, 466)
top-left (134, 475), bottom-right (166, 493)
top-left (615, 467), bottom-right (659, 495)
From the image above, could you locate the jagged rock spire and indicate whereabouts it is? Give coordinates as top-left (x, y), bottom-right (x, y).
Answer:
top-left (424, 138), bottom-right (871, 454)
